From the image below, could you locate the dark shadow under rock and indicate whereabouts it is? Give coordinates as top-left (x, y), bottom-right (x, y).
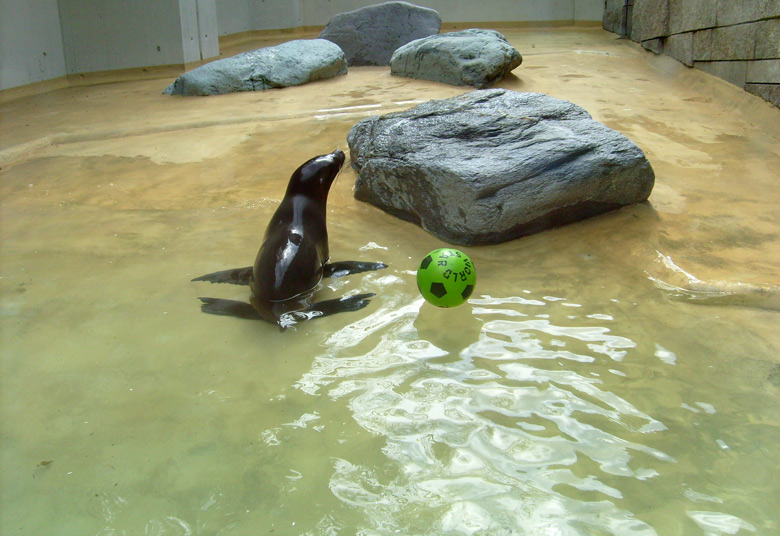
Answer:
top-left (318, 1), bottom-right (442, 66)
top-left (164, 39), bottom-right (347, 96)
top-left (347, 89), bottom-right (655, 246)
top-left (390, 29), bottom-right (522, 88)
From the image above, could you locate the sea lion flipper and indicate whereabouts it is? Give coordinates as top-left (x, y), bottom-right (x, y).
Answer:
top-left (324, 261), bottom-right (388, 279)
top-left (280, 293), bottom-right (377, 328)
top-left (198, 297), bottom-right (260, 320)
top-left (307, 293), bottom-right (376, 316)
top-left (192, 266), bottom-right (253, 285)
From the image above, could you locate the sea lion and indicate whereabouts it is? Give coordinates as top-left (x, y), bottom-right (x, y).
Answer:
top-left (193, 149), bottom-right (386, 328)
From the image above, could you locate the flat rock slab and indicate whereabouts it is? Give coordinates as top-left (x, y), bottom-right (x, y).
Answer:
top-left (318, 1), bottom-right (441, 66)
top-left (391, 29), bottom-right (523, 88)
top-left (347, 89), bottom-right (655, 246)
top-left (164, 39), bottom-right (347, 96)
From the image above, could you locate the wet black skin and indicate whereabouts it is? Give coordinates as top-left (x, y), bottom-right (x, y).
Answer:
top-left (192, 149), bottom-right (386, 328)
top-left (251, 150), bottom-right (340, 306)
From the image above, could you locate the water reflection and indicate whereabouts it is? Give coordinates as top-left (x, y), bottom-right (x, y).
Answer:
top-left (289, 294), bottom-right (699, 534)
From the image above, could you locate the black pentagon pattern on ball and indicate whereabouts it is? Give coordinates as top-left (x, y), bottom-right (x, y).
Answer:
top-left (420, 255), bottom-right (433, 270)
top-left (429, 282), bottom-right (447, 298)
top-left (461, 284), bottom-right (474, 300)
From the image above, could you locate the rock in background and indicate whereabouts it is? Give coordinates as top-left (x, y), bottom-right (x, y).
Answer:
top-left (164, 39), bottom-right (347, 96)
top-left (390, 29), bottom-right (522, 88)
top-left (348, 89), bottom-right (655, 246)
top-left (318, 1), bottom-right (441, 66)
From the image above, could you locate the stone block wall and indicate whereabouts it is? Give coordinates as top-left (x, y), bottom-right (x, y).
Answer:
top-left (603, 0), bottom-right (633, 36)
top-left (603, 0), bottom-right (780, 106)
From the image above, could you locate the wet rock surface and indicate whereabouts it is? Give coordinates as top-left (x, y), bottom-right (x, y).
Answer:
top-left (318, 1), bottom-right (441, 66)
top-left (347, 89), bottom-right (655, 246)
top-left (390, 29), bottom-right (522, 88)
top-left (164, 39), bottom-right (347, 96)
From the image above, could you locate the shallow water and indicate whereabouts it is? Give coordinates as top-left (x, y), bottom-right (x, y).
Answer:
top-left (2, 28), bottom-right (779, 535)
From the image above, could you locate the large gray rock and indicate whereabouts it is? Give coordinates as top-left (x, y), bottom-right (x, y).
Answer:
top-left (318, 1), bottom-right (441, 66)
top-left (347, 89), bottom-right (655, 246)
top-left (390, 29), bottom-right (522, 88)
top-left (164, 39), bottom-right (347, 96)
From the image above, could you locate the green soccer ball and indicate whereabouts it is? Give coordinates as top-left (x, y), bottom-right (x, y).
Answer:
top-left (416, 248), bottom-right (477, 308)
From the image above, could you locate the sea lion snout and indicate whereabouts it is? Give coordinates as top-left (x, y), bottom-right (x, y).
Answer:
top-left (313, 149), bottom-right (344, 166)
top-left (292, 149), bottom-right (346, 194)
top-left (314, 149), bottom-right (345, 170)
top-left (329, 148), bottom-right (345, 165)
top-left (315, 149), bottom-right (346, 176)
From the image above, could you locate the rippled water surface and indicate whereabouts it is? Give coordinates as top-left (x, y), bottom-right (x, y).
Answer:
top-left (2, 28), bottom-right (779, 535)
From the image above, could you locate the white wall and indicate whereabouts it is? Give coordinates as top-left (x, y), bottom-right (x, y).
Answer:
top-left (299, 0), bottom-right (605, 27)
top-left (58, 0), bottom-right (181, 74)
top-left (217, 0), bottom-right (605, 36)
top-left (217, 0), bottom-right (301, 35)
top-left (575, 0), bottom-right (605, 22)
top-left (300, 0), bottom-right (575, 25)
top-left (0, 0), bottom-right (219, 90)
top-left (216, 0), bottom-right (252, 35)
top-left (0, 0), bottom-right (67, 90)
top-left (254, 0), bottom-right (302, 31)
top-left (189, 0), bottom-right (220, 62)
top-left (57, 0), bottom-right (218, 74)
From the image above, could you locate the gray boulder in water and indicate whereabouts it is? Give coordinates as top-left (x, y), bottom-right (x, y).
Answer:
top-left (391, 29), bottom-right (522, 88)
top-left (164, 39), bottom-right (347, 96)
top-left (318, 1), bottom-right (441, 66)
top-left (347, 89), bottom-right (655, 246)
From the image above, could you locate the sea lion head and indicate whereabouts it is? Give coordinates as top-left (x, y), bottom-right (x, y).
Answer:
top-left (286, 149), bottom-right (345, 198)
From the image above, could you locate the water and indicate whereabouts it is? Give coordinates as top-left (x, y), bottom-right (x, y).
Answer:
top-left (2, 28), bottom-right (779, 535)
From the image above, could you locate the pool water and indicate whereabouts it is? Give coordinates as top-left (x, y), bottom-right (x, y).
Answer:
top-left (1, 28), bottom-right (779, 535)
